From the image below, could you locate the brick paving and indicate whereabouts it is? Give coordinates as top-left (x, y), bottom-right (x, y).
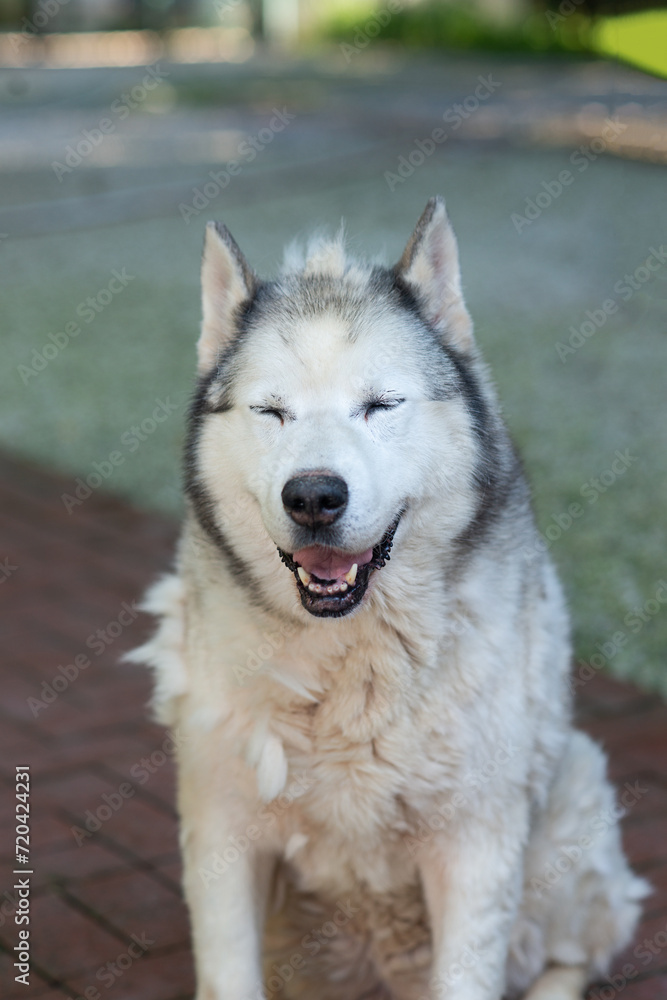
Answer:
top-left (1, 451), bottom-right (666, 999)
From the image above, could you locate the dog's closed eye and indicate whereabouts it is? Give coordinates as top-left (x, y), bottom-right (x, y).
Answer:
top-left (250, 405), bottom-right (289, 425)
top-left (364, 397), bottom-right (405, 419)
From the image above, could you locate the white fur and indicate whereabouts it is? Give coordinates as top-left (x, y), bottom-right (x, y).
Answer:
top-left (134, 201), bottom-right (647, 1000)
top-left (124, 573), bottom-right (187, 726)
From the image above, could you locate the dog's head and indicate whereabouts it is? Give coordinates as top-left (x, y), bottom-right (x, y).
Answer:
top-left (186, 198), bottom-right (493, 620)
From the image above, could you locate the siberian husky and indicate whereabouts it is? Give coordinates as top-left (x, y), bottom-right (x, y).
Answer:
top-left (132, 198), bottom-right (647, 1000)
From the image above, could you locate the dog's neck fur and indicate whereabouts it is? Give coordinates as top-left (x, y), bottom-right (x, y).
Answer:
top-left (177, 503), bottom-right (518, 725)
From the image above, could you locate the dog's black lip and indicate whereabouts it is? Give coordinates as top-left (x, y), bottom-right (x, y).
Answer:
top-left (277, 512), bottom-right (403, 618)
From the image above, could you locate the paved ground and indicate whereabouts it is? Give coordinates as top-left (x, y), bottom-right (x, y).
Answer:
top-left (1, 451), bottom-right (666, 999)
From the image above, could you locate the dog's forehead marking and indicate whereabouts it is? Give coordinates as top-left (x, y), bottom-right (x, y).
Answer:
top-left (239, 308), bottom-right (423, 405)
top-left (239, 281), bottom-right (430, 390)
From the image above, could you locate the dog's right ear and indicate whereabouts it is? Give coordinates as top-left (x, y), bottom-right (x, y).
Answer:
top-left (198, 221), bottom-right (256, 374)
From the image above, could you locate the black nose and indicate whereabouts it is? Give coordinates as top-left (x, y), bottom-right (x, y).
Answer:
top-left (281, 474), bottom-right (349, 529)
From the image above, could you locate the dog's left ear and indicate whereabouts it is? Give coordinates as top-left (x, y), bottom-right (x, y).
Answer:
top-left (198, 221), bottom-right (256, 374)
top-left (396, 197), bottom-right (474, 352)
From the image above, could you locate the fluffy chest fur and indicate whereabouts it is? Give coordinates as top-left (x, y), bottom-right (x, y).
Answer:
top-left (239, 614), bottom-right (439, 825)
top-left (241, 660), bottom-right (433, 896)
top-left (173, 575), bottom-right (534, 898)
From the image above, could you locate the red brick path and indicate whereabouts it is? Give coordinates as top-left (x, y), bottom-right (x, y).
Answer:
top-left (1, 453), bottom-right (666, 999)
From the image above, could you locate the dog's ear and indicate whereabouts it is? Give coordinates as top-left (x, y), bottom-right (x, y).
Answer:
top-left (396, 197), bottom-right (474, 352)
top-left (198, 221), bottom-right (256, 374)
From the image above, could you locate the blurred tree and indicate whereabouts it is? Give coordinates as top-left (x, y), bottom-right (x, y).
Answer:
top-left (248, 0), bottom-right (264, 36)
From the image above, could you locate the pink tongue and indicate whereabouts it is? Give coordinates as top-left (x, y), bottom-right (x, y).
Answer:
top-left (293, 546), bottom-right (373, 581)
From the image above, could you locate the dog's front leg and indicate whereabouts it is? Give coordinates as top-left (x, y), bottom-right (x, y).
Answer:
top-left (179, 755), bottom-right (274, 1000)
top-left (417, 809), bottom-right (527, 1000)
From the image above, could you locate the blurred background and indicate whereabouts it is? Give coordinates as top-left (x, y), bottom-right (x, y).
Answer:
top-left (1, 0), bottom-right (666, 695)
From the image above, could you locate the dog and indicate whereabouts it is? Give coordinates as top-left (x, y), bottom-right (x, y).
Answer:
top-left (131, 198), bottom-right (648, 1000)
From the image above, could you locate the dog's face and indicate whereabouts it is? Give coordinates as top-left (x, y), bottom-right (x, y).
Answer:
top-left (187, 199), bottom-right (487, 620)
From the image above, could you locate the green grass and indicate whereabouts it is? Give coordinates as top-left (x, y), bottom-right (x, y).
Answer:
top-left (592, 10), bottom-right (667, 80)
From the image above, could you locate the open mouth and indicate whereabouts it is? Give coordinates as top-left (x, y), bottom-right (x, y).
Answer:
top-left (277, 515), bottom-right (402, 618)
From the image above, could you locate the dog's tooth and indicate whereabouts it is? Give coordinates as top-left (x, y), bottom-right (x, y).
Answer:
top-left (344, 564), bottom-right (358, 585)
top-left (340, 582), bottom-right (348, 592)
top-left (297, 567), bottom-right (311, 586)
top-left (308, 582), bottom-right (316, 592)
